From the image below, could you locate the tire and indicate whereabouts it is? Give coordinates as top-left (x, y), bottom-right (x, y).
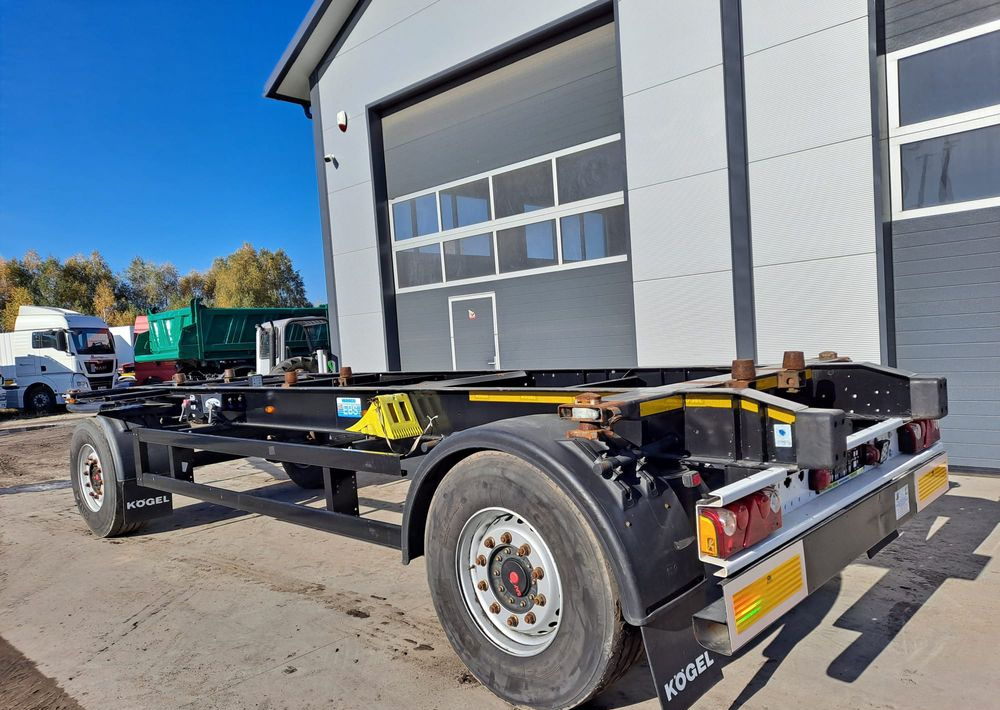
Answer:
top-left (280, 462), bottom-right (353, 489)
top-left (26, 384), bottom-right (57, 414)
top-left (425, 451), bottom-right (643, 710)
top-left (270, 356), bottom-right (316, 374)
top-left (69, 420), bottom-right (145, 537)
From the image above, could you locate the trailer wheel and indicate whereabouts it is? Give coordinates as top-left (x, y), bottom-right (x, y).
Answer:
top-left (69, 420), bottom-right (144, 537)
top-left (280, 462), bottom-right (353, 489)
top-left (425, 451), bottom-right (642, 710)
top-left (26, 384), bottom-right (57, 413)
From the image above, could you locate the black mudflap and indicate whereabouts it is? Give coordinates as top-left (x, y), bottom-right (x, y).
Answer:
top-left (121, 479), bottom-right (174, 525)
top-left (641, 580), bottom-right (725, 709)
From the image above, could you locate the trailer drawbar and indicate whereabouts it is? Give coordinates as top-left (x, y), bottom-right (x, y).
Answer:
top-left (66, 351), bottom-right (949, 709)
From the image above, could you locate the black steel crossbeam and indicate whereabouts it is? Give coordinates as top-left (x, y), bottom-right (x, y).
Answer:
top-left (138, 473), bottom-right (401, 548)
top-left (134, 428), bottom-right (403, 475)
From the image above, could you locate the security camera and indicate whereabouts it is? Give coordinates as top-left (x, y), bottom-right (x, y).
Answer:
top-left (323, 154), bottom-right (336, 163)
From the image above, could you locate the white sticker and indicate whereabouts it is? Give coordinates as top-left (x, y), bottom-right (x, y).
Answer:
top-left (895, 485), bottom-right (910, 520)
top-left (773, 423), bottom-right (793, 448)
top-left (337, 396), bottom-right (363, 418)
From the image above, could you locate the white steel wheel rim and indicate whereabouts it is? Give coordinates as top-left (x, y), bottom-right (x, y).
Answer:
top-left (456, 507), bottom-right (563, 657)
top-left (77, 443), bottom-right (106, 512)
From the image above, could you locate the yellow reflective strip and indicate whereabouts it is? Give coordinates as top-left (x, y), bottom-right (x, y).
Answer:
top-left (639, 396), bottom-right (683, 416)
top-left (917, 464), bottom-right (948, 501)
top-left (732, 555), bottom-right (804, 633)
top-left (469, 392), bottom-right (580, 404)
top-left (740, 400), bottom-right (760, 413)
top-left (767, 407), bottom-right (796, 424)
top-left (686, 395), bottom-right (732, 409)
top-left (754, 376), bottom-right (778, 389)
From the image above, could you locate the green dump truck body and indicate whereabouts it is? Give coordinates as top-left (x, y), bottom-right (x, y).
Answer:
top-left (134, 300), bottom-right (327, 366)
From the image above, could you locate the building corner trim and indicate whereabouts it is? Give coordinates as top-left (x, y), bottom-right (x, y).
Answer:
top-left (720, 0), bottom-right (757, 360)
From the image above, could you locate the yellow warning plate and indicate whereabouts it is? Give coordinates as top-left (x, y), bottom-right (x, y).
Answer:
top-left (915, 455), bottom-right (949, 512)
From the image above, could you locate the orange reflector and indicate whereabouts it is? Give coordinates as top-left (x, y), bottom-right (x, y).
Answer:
top-left (723, 540), bottom-right (808, 652)
top-left (698, 515), bottom-right (719, 557)
top-left (264, 405), bottom-right (276, 414)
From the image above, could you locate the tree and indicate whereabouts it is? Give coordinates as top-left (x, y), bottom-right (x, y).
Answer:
top-left (123, 257), bottom-right (180, 313)
top-left (1, 286), bottom-right (32, 332)
top-left (209, 243), bottom-right (309, 308)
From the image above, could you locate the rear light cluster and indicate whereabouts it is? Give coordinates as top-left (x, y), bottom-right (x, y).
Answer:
top-left (899, 419), bottom-right (941, 454)
top-left (698, 487), bottom-right (782, 559)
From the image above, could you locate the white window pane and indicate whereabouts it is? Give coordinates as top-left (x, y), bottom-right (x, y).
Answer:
top-left (497, 220), bottom-right (557, 272)
top-left (900, 123), bottom-right (1000, 210)
top-left (560, 206), bottom-right (628, 262)
top-left (898, 29), bottom-right (1000, 126)
top-left (556, 140), bottom-right (626, 203)
top-left (444, 233), bottom-right (495, 280)
top-left (396, 244), bottom-right (442, 287)
top-left (440, 179), bottom-right (491, 230)
top-left (492, 162), bottom-right (554, 218)
top-left (392, 194), bottom-right (438, 240)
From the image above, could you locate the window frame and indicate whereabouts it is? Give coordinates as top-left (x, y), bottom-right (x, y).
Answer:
top-left (887, 19), bottom-right (1000, 219)
top-left (387, 134), bottom-right (627, 293)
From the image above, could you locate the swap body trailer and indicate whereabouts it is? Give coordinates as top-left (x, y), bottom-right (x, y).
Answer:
top-left (67, 353), bottom-right (949, 710)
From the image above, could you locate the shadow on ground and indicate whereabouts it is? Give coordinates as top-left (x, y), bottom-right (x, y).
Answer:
top-left (589, 482), bottom-right (998, 709)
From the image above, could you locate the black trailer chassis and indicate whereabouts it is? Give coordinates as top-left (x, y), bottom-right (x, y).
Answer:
top-left (67, 355), bottom-right (950, 710)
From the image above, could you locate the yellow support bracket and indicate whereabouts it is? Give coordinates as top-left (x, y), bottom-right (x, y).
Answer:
top-left (346, 394), bottom-right (423, 440)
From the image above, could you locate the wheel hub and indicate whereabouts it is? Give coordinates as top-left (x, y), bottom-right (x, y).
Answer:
top-left (457, 507), bottom-right (563, 657)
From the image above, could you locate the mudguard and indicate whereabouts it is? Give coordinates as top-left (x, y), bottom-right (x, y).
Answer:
top-left (90, 415), bottom-right (173, 524)
top-left (402, 413), bottom-right (705, 627)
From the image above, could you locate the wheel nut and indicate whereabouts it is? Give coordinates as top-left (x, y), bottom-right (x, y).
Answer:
top-left (475, 555), bottom-right (487, 566)
top-left (477, 581), bottom-right (488, 591)
top-left (531, 567), bottom-right (544, 581)
top-left (493, 569), bottom-right (500, 576)
top-left (519, 601), bottom-right (526, 609)
top-left (506, 615), bottom-right (518, 627)
top-left (500, 532), bottom-right (512, 544)
top-left (489, 603), bottom-right (501, 614)
top-left (517, 544), bottom-right (530, 557)
top-left (484, 537), bottom-right (495, 549)
top-left (525, 612), bottom-right (536, 624)
top-left (534, 594), bottom-right (546, 607)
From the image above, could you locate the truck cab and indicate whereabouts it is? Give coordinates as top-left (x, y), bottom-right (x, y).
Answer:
top-left (0, 306), bottom-right (117, 411)
top-left (255, 317), bottom-right (335, 374)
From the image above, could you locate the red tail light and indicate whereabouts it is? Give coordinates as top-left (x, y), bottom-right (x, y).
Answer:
top-left (899, 419), bottom-right (941, 454)
top-left (698, 487), bottom-right (782, 559)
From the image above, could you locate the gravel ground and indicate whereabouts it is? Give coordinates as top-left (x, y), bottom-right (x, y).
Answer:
top-left (0, 413), bottom-right (997, 710)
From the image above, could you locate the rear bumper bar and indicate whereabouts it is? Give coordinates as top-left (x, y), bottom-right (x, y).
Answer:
top-left (692, 447), bottom-right (948, 655)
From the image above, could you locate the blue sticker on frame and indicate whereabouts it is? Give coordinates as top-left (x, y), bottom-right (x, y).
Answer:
top-left (337, 397), bottom-right (363, 418)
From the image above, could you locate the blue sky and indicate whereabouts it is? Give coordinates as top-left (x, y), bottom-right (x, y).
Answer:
top-left (0, 1), bottom-right (329, 303)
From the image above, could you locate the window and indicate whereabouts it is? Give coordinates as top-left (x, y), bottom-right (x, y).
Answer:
top-left (444, 234), bottom-right (495, 280)
top-left (498, 221), bottom-right (557, 273)
top-left (897, 29), bottom-right (1000, 126)
top-left (31, 331), bottom-right (59, 349)
top-left (556, 140), bottom-right (626, 204)
top-left (387, 136), bottom-right (628, 291)
top-left (70, 328), bottom-right (114, 354)
top-left (492, 162), bottom-right (554, 218)
top-left (392, 194), bottom-right (438, 240)
top-left (888, 20), bottom-right (1000, 218)
top-left (396, 244), bottom-right (442, 287)
top-left (560, 206), bottom-right (628, 262)
top-left (440, 179), bottom-right (491, 230)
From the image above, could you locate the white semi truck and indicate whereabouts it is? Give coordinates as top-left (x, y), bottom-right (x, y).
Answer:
top-left (0, 305), bottom-right (117, 412)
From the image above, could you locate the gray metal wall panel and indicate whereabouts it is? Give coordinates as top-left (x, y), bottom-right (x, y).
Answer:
top-left (883, 0), bottom-right (1000, 52)
top-left (893, 206), bottom-right (1000, 470)
top-left (381, 23), bottom-right (622, 198)
top-left (395, 262), bottom-right (637, 370)
top-left (741, 0), bottom-right (867, 54)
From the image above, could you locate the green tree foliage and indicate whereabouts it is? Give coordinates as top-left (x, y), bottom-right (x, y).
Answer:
top-left (0, 244), bottom-right (312, 331)
top-left (209, 243), bottom-right (309, 308)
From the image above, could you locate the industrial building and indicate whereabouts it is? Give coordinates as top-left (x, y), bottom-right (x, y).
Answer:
top-left (265, 0), bottom-right (1000, 471)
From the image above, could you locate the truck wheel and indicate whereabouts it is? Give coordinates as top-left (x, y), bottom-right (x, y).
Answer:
top-left (26, 384), bottom-right (56, 413)
top-left (425, 451), bottom-right (642, 710)
top-left (280, 462), bottom-right (353, 489)
top-left (69, 420), bottom-right (144, 537)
